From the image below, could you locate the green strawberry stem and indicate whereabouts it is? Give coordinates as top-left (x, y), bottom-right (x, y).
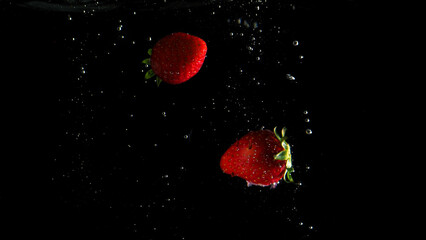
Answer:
top-left (143, 48), bottom-right (163, 87)
top-left (273, 127), bottom-right (294, 183)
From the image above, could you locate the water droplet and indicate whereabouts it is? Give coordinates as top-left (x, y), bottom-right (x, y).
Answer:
top-left (292, 40), bottom-right (299, 46)
top-left (305, 129), bottom-right (313, 135)
top-left (305, 118), bottom-right (310, 122)
top-left (303, 110), bottom-right (308, 115)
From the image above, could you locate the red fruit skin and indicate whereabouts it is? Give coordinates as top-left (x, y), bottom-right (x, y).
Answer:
top-left (220, 130), bottom-right (287, 186)
top-left (151, 32), bottom-right (207, 85)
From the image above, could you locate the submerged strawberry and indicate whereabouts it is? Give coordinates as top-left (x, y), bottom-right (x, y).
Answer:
top-left (220, 127), bottom-right (294, 187)
top-left (143, 32), bottom-right (207, 86)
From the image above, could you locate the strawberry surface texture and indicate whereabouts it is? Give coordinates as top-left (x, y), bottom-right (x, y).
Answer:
top-left (150, 32), bottom-right (207, 85)
top-left (220, 128), bottom-right (293, 187)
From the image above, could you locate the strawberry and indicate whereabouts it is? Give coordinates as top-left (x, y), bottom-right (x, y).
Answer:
top-left (220, 127), bottom-right (294, 187)
top-left (143, 32), bottom-right (207, 86)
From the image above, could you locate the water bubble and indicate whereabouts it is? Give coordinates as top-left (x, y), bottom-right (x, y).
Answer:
top-left (303, 110), bottom-right (308, 115)
top-left (305, 129), bottom-right (313, 135)
top-left (162, 112), bottom-right (167, 117)
top-left (309, 226), bottom-right (314, 230)
top-left (184, 135), bottom-right (189, 139)
top-left (286, 74), bottom-right (296, 81)
top-left (292, 40), bottom-right (299, 46)
top-left (117, 25), bottom-right (123, 31)
top-left (305, 118), bottom-right (310, 123)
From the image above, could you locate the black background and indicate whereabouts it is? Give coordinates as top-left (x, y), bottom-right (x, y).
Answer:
top-left (1, 0), bottom-right (395, 239)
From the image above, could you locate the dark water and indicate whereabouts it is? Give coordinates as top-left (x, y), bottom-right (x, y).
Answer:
top-left (2, 0), bottom-right (383, 239)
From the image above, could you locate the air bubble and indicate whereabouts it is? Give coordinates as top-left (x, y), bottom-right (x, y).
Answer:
top-left (184, 135), bottom-right (189, 139)
top-left (305, 129), bottom-right (313, 135)
top-left (292, 40), bottom-right (299, 46)
top-left (305, 118), bottom-right (310, 123)
top-left (162, 112), bottom-right (167, 117)
top-left (286, 74), bottom-right (295, 80)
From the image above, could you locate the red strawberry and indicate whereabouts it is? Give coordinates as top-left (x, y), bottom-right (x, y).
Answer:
top-left (220, 127), bottom-right (294, 187)
top-left (143, 32), bottom-right (207, 86)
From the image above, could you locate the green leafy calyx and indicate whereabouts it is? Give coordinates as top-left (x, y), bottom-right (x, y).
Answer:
top-left (142, 48), bottom-right (162, 87)
top-left (273, 127), bottom-right (294, 183)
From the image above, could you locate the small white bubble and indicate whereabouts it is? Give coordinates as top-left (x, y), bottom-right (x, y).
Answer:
top-left (292, 40), bottom-right (299, 46)
top-left (305, 118), bottom-right (310, 122)
top-left (303, 110), bottom-right (308, 115)
top-left (305, 129), bottom-right (313, 135)
top-left (184, 135), bottom-right (189, 139)
top-left (162, 112), bottom-right (167, 117)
